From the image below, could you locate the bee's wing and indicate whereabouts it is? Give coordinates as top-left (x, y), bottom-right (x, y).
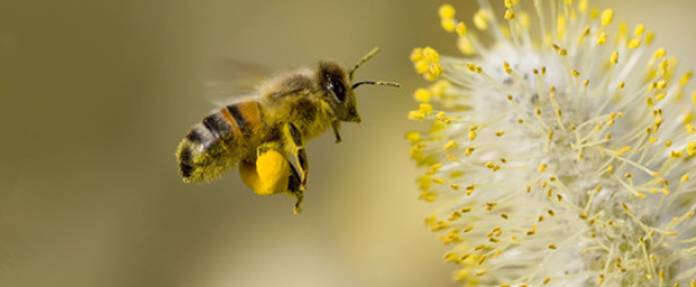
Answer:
top-left (203, 60), bottom-right (271, 105)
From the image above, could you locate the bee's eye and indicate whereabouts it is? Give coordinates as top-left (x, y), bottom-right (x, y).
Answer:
top-left (327, 77), bottom-right (346, 102)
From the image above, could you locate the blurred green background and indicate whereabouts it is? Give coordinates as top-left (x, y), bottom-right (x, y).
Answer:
top-left (1, 0), bottom-right (695, 286)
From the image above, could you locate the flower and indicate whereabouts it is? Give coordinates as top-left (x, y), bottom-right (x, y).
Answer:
top-left (408, 1), bottom-right (696, 286)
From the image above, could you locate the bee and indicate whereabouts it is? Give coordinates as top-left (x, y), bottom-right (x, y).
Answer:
top-left (176, 47), bottom-right (399, 214)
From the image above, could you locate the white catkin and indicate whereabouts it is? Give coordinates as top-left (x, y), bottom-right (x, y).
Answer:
top-left (409, 1), bottom-right (696, 286)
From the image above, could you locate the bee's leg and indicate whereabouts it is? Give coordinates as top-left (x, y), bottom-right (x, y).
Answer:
top-left (287, 164), bottom-right (304, 215)
top-left (331, 121), bottom-right (342, 143)
top-left (283, 123), bottom-right (309, 188)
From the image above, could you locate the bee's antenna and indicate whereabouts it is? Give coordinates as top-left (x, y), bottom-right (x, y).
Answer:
top-left (349, 47), bottom-right (381, 81)
top-left (351, 80), bottom-right (400, 90)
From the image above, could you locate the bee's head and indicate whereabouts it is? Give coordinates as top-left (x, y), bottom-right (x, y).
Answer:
top-left (318, 47), bottom-right (399, 123)
top-left (318, 61), bottom-right (360, 122)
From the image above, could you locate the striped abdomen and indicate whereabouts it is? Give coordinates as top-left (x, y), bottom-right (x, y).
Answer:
top-left (176, 101), bottom-right (265, 183)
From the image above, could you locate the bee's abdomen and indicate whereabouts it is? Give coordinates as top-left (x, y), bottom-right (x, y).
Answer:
top-left (176, 101), bottom-right (264, 183)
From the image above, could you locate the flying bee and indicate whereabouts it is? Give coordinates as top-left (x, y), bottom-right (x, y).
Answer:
top-left (176, 47), bottom-right (399, 214)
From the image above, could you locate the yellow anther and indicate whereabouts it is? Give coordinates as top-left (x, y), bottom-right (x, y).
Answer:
top-left (412, 47), bottom-right (442, 81)
top-left (610, 51), bottom-right (619, 65)
top-left (410, 47), bottom-right (423, 62)
top-left (408, 110), bottom-right (425, 121)
top-left (464, 147), bottom-right (475, 156)
top-left (504, 9), bottom-right (515, 20)
top-left (405, 131), bottom-right (421, 143)
top-left (457, 36), bottom-right (476, 55)
top-left (526, 224), bottom-right (537, 236)
top-left (428, 163), bottom-right (442, 174)
top-left (578, 0), bottom-right (588, 13)
top-left (445, 140), bottom-right (458, 151)
top-left (466, 184), bottom-right (476, 195)
top-left (455, 22), bottom-right (467, 37)
top-left (688, 142), bottom-right (696, 156)
top-left (485, 161), bottom-right (500, 171)
top-left (654, 48), bottom-right (666, 59)
top-left (468, 130), bottom-right (478, 140)
top-left (601, 9), bottom-right (614, 26)
top-left (557, 15), bottom-right (567, 38)
top-left (503, 62), bottom-right (512, 74)
top-left (680, 71), bottom-right (693, 86)
top-left (552, 43), bottom-right (568, 56)
top-left (671, 150), bottom-right (683, 158)
top-left (686, 123), bottom-right (696, 134)
top-left (504, 0), bottom-right (519, 8)
top-left (615, 146), bottom-right (632, 156)
top-left (495, 131), bottom-right (505, 137)
top-left (627, 38), bottom-right (640, 49)
top-left (473, 9), bottom-right (490, 30)
top-left (466, 63), bottom-right (483, 73)
top-left (441, 18), bottom-right (457, 32)
top-left (518, 11), bottom-right (530, 29)
top-left (681, 174), bottom-right (689, 183)
top-left (438, 4), bottom-right (456, 19)
top-left (435, 111), bottom-right (450, 124)
top-left (646, 31), bottom-right (655, 44)
top-left (618, 81), bottom-right (626, 89)
top-left (548, 243), bottom-right (558, 250)
top-left (418, 103), bottom-right (433, 114)
top-left (422, 47), bottom-right (439, 61)
top-left (414, 88), bottom-right (432, 102)
top-left (537, 163), bottom-right (548, 173)
top-left (634, 24), bottom-right (645, 36)
top-left (596, 31), bottom-right (607, 45)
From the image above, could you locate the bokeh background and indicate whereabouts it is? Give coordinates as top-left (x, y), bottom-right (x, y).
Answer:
top-left (1, 0), bottom-right (695, 286)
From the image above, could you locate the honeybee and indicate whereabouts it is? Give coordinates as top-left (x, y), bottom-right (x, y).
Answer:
top-left (176, 47), bottom-right (399, 214)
